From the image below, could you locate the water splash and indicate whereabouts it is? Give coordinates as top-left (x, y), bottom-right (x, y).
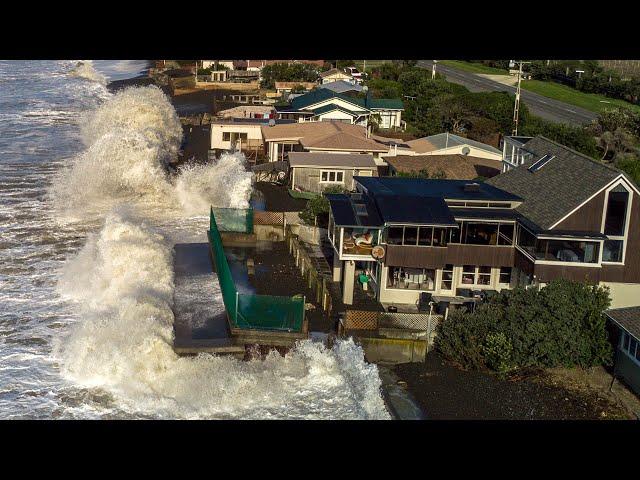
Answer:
top-left (46, 82), bottom-right (389, 419)
top-left (69, 61), bottom-right (107, 85)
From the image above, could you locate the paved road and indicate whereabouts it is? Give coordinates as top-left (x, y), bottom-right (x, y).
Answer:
top-left (417, 60), bottom-right (597, 126)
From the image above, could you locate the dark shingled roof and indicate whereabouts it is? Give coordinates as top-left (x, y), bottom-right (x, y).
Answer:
top-left (486, 136), bottom-right (634, 230)
top-left (607, 306), bottom-right (640, 341)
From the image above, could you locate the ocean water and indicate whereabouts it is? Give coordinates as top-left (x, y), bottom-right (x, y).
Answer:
top-left (0, 60), bottom-right (390, 419)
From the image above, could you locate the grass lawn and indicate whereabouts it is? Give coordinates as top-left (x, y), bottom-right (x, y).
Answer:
top-left (520, 79), bottom-right (640, 114)
top-left (354, 60), bottom-right (392, 72)
top-left (440, 60), bottom-right (509, 75)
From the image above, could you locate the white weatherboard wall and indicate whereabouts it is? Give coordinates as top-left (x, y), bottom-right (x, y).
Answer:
top-left (210, 124), bottom-right (264, 150)
top-left (601, 282), bottom-right (640, 308)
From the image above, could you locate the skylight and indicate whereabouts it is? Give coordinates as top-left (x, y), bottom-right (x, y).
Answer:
top-left (528, 154), bottom-right (555, 172)
top-left (354, 203), bottom-right (368, 216)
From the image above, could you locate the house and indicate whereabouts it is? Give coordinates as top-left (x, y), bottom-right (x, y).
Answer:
top-left (216, 105), bottom-right (275, 120)
top-left (386, 154), bottom-right (502, 180)
top-left (317, 80), bottom-right (363, 94)
top-left (403, 133), bottom-right (503, 161)
top-left (487, 136), bottom-right (640, 308)
top-left (201, 60), bottom-right (235, 70)
top-left (275, 89), bottom-right (404, 130)
top-left (326, 136), bottom-right (640, 309)
top-left (274, 81), bottom-right (317, 97)
top-left (260, 121), bottom-right (389, 163)
top-left (245, 60), bottom-right (325, 72)
top-left (606, 307), bottom-right (640, 396)
top-left (319, 68), bottom-right (353, 84)
top-left (326, 177), bottom-right (522, 306)
top-left (210, 117), bottom-right (294, 156)
top-left (288, 152), bottom-right (378, 194)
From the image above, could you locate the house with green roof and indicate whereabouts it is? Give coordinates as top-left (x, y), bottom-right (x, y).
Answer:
top-left (275, 88), bottom-right (404, 130)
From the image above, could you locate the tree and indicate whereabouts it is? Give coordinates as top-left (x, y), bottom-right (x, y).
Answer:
top-left (299, 185), bottom-right (345, 227)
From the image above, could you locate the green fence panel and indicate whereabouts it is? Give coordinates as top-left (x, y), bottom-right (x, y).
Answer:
top-left (208, 207), bottom-right (304, 333)
top-left (211, 206), bottom-right (254, 233)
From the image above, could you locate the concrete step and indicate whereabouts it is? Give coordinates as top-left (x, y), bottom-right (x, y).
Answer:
top-left (174, 338), bottom-right (246, 356)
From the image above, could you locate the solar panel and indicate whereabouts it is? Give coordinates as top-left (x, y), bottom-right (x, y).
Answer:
top-left (528, 154), bottom-right (555, 172)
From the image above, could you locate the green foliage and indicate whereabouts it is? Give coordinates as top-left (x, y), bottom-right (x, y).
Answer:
top-left (520, 116), bottom-right (600, 159)
top-left (260, 62), bottom-right (321, 89)
top-left (396, 168), bottom-right (446, 179)
top-left (616, 154), bottom-right (640, 184)
top-left (483, 332), bottom-right (514, 374)
top-left (435, 279), bottom-right (613, 372)
top-left (299, 185), bottom-right (345, 226)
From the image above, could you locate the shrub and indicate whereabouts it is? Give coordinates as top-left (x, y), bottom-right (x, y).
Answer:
top-left (299, 185), bottom-right (345, 227)
top-left (435, 280), bottom-right (613, 372)
top-left (483, 332), bottom-right (514, 374)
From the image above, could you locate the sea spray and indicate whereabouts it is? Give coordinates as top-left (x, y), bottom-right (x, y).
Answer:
top-left (175, 153), bottom-right (254, 215)
top-left (49, 81), bottom-right (390, 419)
top-left (55, 212), bottom-right (389, 419)
top-left (69, 61), bottom-right (108, 85)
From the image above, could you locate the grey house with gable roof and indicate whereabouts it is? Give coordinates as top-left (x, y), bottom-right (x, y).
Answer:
top-left (325, 136), bottom-right (640, 309)
top-left (487, 136), bottom-right (640, 308)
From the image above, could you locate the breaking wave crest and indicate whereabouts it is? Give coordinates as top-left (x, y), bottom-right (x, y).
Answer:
top-left (51, 84), bottom-right (389, 419)
top-left (69, 61), bottom-right (107, 85)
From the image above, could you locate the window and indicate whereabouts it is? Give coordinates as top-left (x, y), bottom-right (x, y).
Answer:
top-left (621, 332), bottom-right (639, 363)
top-left (517, 225), bottom-right (537, 256)
top-left (223, 132), bottom-right (231, 141)
top-left (603, 185), bottom-right (629, 263)
top-left (603, 240), bottom-right (623, 262)
top-left (534, 239), bottom-right (600, 263)
top-left (604, 186), bottom-right (629, 236)
top-left (497, 224), bottom-right (514, 245)
top-left (478, 266), bottom-right (492, 285)
top-left (461, 265), bottom-right (493, 286)
top-left (465, 223), bottom-right (498, 245)
top-left (320, 170), bottom-right (344, 183)
top-left (387, 266), bottom-right (436, 291)
top-left (432, 227), bottom-right (448, 247)
top-left (342, 228), bottom-right (378, 255)
top-left (404, 227), bottom-right (418, 246)
top-left (386, 227), bottom-right (404, 245)
top-left (462, 265), bottom-right (476, 285)
top-left (418, 227), bottom-right (433, 246)
top-left (222, 132), bottom-right (248, 142)
top-left (441, 264), bottom-right (454, 290)
top-left (450, 223), bottom-right (462, 243)
top-left (499, 267), bottom-right (512, 285)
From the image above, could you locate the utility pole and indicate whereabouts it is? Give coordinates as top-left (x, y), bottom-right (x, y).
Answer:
top-left (511, 60), bottom-right (531, 136)
top-left (432, 60), bottom-right (438, 80)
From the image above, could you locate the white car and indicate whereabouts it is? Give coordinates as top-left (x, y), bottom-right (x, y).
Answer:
top-left (344, 66), bottom-right (366, 81)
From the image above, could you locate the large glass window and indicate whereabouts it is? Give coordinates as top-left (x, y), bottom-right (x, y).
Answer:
top-left (403, 227), bottom-right (418, 246)
top-left (534, 239), bottom-right (600, 263)
top-left (497, 224), bottom-right (514, 245)
top-left (517, 226), bottom-right (537, 257)
top-left (386, 227), bottom-right (404, 245)
top-left (433, 227), bottom-right (448, 247)
top-left (461, 265), bottom-right (493, 285)
top-left (603, 240), bottom-right (623, 263)
top-left (604, 187), bottom-right (629, 236)
top-left (603, 185), bottom-right (629, 263)
top-left (418, 227), bottom-right (433, 246)
top-left (342, 227), bottom-right (378, 255)
top-left (387, 266), bottom-right (436, 291)
top-left (464, 223), bottom-right (499, 245)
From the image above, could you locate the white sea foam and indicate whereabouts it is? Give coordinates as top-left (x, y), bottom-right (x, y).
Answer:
top-left (46, 81), bottom-right (389, 419)
top-left (69, 61), bottom-right (107, 85)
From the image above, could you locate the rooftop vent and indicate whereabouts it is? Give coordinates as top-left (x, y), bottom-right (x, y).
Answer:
top-left (463, 182), bottom-right (481, 193)
top-left (528, 154), bottom-right (554, 173)
top-left (354, 203), bottom-right (368, 216)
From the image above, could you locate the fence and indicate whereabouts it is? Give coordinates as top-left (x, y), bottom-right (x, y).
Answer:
top-left (211, 206), bottom-right (254, 233)
top-left (340, 309), bottom-right (443, 344)
top-left (208, 208), bottom-right (305, 332)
